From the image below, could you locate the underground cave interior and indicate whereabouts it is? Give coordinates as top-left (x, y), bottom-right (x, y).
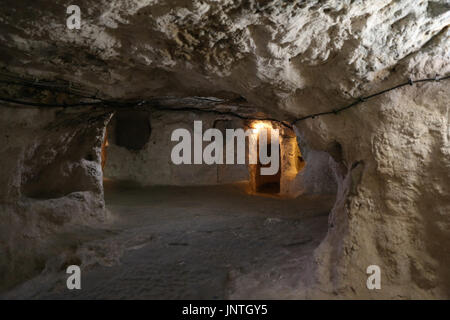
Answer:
top-left (1, 0), bottom-right (449, 301)
top-left (1, 105), bottom-right (338, 299)
top-left (28, 109), bottom-right (337, 300)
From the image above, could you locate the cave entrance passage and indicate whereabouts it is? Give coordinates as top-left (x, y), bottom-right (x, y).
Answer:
top-left (255, 135), bottom-right (281, 194)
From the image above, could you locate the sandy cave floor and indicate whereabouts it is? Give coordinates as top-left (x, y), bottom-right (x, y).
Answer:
top-left (3, 181), bottom-right (335, 299)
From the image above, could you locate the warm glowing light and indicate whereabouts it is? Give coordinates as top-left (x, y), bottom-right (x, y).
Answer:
top-left (251, 121), bottom-right (273, 133)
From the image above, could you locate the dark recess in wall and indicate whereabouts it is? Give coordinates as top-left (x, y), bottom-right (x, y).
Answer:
top-left (115, 110), bottom-right (151, 151)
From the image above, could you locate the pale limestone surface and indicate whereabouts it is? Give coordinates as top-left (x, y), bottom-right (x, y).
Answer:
top-left (0, 106), bottom-right (111, 290)
top-left (0, 0), bottom-right (449, 298)
top-left (104, 110), bottom-right (249, 186)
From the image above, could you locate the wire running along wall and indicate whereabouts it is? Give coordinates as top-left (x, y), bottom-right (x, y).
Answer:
top-left (0, 73), bottom-right (448, 129)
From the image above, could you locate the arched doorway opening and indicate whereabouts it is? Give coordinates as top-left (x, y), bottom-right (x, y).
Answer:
top-left (248, 121), bottom-right (306, 197)
top-left (255, 126), bottom-right (281, 194)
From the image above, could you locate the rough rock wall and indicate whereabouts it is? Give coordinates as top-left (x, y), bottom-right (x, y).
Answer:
top-left (104, 109), bottom-right (249, 185)
top-left (0, 106), bottom-right (111, 291)
top-left (296, 150), bottom-right (337, 195)
top-left (298, 82), bottom-right (450, 299)
top-left (289, 133), bottom-right (338, 196)
top-left (1, 0), bottom-right (448, 110)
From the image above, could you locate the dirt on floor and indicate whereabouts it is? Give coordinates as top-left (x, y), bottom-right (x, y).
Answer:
top-left (2, 181), bottom-right (335, 299)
